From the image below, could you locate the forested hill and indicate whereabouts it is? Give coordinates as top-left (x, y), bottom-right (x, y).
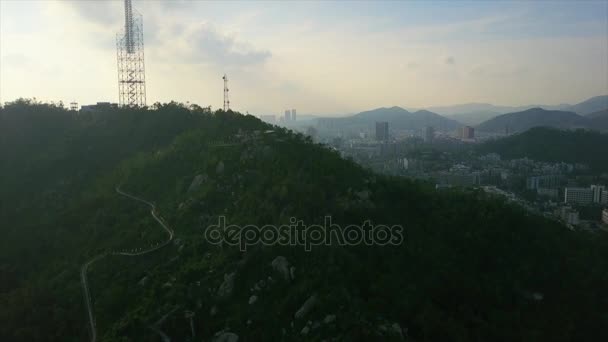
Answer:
top-left (1, 101), bottom-right (607, 341)
top-left (478, 127), bottom-right (608, 173)
top-left (475, 108), bottom-right (590, 133)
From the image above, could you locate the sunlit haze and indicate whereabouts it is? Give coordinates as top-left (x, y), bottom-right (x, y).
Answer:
top-left (1, 0), bottom-right (607, 115)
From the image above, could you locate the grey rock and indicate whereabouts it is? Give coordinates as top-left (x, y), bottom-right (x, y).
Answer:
top-left (188, 174), bottom-right (207, 192)
top-left (217, 272), bottom-right (236, 298)
top-left (216, 161), bottom-right (225, 174)
top-left (356, 190), bottom-right (370, 200)
top-left (271, 256), bottom-right (291, 281)
top-left (212, 331), bottom-right (239, 342)
top-left (294, 294), bottom-right (317, 319)
top-left (323, 314), bottom-right (336, 324)
top-left (248, 295), bottom-right (258, 305)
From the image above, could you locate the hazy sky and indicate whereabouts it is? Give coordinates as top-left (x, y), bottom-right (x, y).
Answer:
top-left (1, 0), bottom-right (607, 115)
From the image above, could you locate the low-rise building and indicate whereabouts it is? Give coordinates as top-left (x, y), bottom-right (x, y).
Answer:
top-left (537, 187), bottom-right (558, 200)
top-left (564, 187), bottom-right (594, 205)
top-left (81, 102), bottom-right (118, 112)
top-left (557, 206), bottom-right (580, 226)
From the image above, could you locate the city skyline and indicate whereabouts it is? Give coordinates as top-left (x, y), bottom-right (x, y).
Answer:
top-left (1, 0), bottom-right (607, 115)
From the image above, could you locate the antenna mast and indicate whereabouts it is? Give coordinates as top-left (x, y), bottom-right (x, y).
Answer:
top-left (117, 0), bottom-right (146, 107)
top-left (223, 74), bottom-right (230, 111)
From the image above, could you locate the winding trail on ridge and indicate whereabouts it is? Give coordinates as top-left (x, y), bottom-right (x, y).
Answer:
top-left (80, 185), bottom-right (175, 342)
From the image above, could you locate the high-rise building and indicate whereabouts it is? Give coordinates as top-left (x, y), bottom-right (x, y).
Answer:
top-left (460, 126), bottom-right (475, 139)
top-left (603, 208), bottom-right (608, 225)
top-left (375, 122), bottom-right (389, 142)
top-left (602, 190), bottom-right (608, 205)
top-left (591, 185), bottom-right (606, 203)
top-left (425, 126), bottom-right (435, 142)
top-left (291, 109), bottom-right (297, 121)
top-left (284, 110), bottom-right (291, 122)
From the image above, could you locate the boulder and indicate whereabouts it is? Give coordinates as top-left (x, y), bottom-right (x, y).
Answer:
top-left (271, 256), bottom-right (291, 281)
top-left (188, 174), bottom-right (207, 192)
top-left (216, 161), bottom-right (225, 174)
top-left (217, 272), bottom-right (236, 298)
top-left (294, 294), bottom-right (317, 319)
top-left (323, 314), bottom-right (336, 324)
top-left (212, 331), bottom-right (239, 342)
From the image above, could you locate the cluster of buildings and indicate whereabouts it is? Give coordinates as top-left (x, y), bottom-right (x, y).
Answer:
top-left (321, 118), bottom-right (607, 230)
top-left (258, 109), bottom-right (298, 126)
top-left (284, 109), bottom-right (297, 122)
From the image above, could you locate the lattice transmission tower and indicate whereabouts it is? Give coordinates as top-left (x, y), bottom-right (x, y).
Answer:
top-left (117, 0), bottom-right (146, 107)
top-left (223, 74), bottom-right (230, 111)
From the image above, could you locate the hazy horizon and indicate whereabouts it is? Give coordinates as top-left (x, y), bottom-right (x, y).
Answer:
top-left (1, 0), bottom-right (607, 116)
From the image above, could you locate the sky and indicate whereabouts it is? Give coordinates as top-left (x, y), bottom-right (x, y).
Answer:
top-left (0, 0), bottom-right (607, 116)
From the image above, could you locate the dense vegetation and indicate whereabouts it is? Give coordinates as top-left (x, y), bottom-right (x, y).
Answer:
top-left (478, 127), bottom-right (608, 173)
top-left (1, 102), bottom-right (607, 341)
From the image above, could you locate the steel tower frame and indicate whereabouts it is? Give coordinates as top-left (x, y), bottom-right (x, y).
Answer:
top-left (117, 0), bottom-right (146, 107)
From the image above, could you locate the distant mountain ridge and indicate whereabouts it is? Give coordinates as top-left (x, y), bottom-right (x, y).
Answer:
top-left (476, 108), bottom-right (592, 133)
top-left (414, 95), bottom-right (608, 125)
top-left (318, 106), bottom-right (461, 132)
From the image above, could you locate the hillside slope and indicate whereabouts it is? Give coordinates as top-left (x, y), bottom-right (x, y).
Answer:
top-left (570, 95), bottom-right (608, 115)
top-left (1, 103), bottom-right (607, 342)
top-left (478, 127), bottom-right (608, 172)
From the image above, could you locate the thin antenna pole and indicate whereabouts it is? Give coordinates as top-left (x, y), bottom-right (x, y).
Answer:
top-left (223, 74), bottom-right (230, 111)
